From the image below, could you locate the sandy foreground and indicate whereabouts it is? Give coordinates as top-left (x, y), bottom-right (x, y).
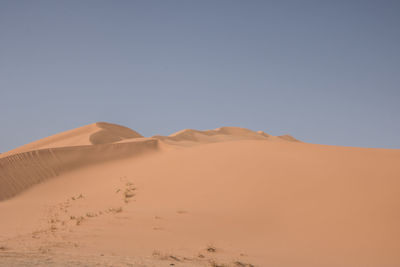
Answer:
top-left (0, 122), bottom-right (399, 267)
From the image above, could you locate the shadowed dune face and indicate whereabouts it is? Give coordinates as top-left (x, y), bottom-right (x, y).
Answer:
top-left (0, 122), bottom-right (151, 201)
top-left (0, 139), bottom-right (158, 201)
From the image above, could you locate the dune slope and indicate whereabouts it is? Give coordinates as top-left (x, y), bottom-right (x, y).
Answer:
top-left (0, 124), bottom-right (296, 201)
top-left (0, 123), bottom-right (399, 267)
top-left (0, 139), bottom-right (158, 201)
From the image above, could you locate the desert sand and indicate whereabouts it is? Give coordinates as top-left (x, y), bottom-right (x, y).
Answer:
top-left (0, 122), bottom-right (399, 267)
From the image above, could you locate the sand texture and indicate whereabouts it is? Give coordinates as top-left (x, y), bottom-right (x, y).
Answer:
top-left (0, 122), bottom-right (399, 267)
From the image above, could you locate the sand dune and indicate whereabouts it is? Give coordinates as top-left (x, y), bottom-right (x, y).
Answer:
top-left (153, 126), bottom-right (299, 145)
top-left (1, 122), bottom-right (143, 158)
top-left (0, 123), bottom-right (157, 201)
top-left (0, 122), bottom-right (399, 267)
top-left (0, 139), bottom-right (158, 201)
top-left (0, 124), bottom-right (297, 201)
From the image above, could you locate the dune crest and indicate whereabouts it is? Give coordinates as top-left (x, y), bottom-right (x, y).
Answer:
top-left (153, 126), bottom-right (299, 144)
top-left (1, 122), bottom-right (143, 157)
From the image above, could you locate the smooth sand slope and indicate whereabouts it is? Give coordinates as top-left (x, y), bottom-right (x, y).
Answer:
top-left (0, 122), bottom-right (399, 267)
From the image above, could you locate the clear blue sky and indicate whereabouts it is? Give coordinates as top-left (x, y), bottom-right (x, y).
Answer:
top-left (1, 0), bottom-right (399, 151)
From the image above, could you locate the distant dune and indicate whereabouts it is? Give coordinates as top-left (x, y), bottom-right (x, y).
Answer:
top-left (153, 126), bottom-right (299, 144)
top-left (0, 122), bottom-right (399, 267)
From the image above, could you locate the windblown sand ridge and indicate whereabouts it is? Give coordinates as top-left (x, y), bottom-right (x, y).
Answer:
top-left (0, 122), bottom-right (143, 157)
top-left (0, 122), bottom-right (399, 267)
top-left (153, 126), bottom-right (299, 144)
